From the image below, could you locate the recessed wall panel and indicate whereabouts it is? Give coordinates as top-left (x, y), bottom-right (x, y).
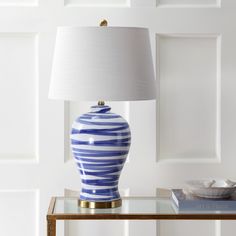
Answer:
top-left (158, 35), bottom-right (219, 161)
top-left (65, 0), bottom-right (129, 7)
top-left (0, 190), bottom-right (37, 236)
top-left (157, 0), bottom-right (219, 7)
top-left (0, 0), bottom-right (37, 6)
top-left (0, 33), bottom-right (37, 160)
top-left (160, 221), bottom-right (215, 236)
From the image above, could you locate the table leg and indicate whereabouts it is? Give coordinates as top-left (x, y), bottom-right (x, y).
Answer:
top-left (47, 218), bottom-right (56, 236)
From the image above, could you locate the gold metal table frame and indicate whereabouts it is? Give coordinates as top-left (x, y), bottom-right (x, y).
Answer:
top-left (47, 196), bottom-right (236, 236)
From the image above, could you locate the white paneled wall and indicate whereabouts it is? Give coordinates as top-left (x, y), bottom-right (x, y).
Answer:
top-left (0, 0), bottom-right (236, 236)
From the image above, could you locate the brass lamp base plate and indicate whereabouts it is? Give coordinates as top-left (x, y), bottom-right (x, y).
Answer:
top-left (79, 199), bottom-right (122, 209)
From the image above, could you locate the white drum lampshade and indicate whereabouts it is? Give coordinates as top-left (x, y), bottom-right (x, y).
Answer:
top-left (49, 26), bottom-right (156, 209)
top-left (49, 27), bottom-right (156, 101)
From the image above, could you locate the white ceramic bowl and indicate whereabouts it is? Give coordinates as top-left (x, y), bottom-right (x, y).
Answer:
top-left (186, 179), bottom-right (236, 199)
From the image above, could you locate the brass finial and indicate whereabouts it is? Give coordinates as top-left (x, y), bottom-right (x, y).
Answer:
top-left (98, 101), bottom-right (105, 106)
top-left (100, 19), bottom-right (108, 27)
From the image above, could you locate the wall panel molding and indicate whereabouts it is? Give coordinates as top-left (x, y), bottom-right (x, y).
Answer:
top-left (156, 0), bottom-right (221, 8)
top-left (0, 0), bottom-right (37, 6)
top-left (0, 190), bottom-right (38, 236)
top-left (157, 34), bottom-right (221, 162)
top-left (64, 0), bottom-right (130, 7)
top-left (0, 33), bottom-right (38, 161)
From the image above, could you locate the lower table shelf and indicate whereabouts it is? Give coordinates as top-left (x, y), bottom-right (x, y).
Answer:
top-left (47, 196), bottom-right (236, 236)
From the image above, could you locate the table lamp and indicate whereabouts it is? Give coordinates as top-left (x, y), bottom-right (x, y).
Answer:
top-left (49, 20), bottom-right (156, 209)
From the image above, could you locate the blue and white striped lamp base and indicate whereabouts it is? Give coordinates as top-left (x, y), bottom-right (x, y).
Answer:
top-left (71, 104), bottom-right (131, 208)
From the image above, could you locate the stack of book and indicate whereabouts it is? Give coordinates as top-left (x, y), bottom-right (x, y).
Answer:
top-left (171, 189), bottom-right (236, 211)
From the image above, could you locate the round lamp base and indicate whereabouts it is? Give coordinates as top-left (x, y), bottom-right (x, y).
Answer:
top-left (79, 199), bottom-right (122, 209)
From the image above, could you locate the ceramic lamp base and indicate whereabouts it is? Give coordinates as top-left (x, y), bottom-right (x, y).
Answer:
top-left (79, 199), bottom-right (122, 209)
top-left (71, 104), bottom-right (131, 209)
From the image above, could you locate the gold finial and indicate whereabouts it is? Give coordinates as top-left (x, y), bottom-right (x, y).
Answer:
top-left (100, 19), bottom-right (108, 27)
top-left (98, 101), bottom-right (105, 106)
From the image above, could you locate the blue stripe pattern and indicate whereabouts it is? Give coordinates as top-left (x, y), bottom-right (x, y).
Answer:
top-left (71, 105), bottom-right (131, 203)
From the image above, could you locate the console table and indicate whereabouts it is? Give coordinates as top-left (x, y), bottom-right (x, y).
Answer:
top-left (47, 196), bottom-right (236, 236)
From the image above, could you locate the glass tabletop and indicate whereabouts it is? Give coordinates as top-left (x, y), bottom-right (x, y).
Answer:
top-left (54, 197), bottom-right (173, 214)
top-left (50, 197), bottom-right (236, 220)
